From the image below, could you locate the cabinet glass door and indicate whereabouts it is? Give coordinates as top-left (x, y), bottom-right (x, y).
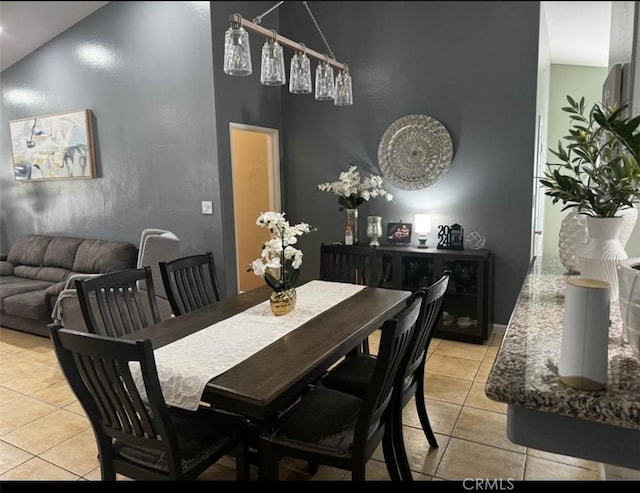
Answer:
top-left (401, 256), bottom-right (434, 290)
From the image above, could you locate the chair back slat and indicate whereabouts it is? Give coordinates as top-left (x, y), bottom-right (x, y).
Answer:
top-left (52, 327), bottom-right (177, 453)
top-left (320, 244), bottom-right (374, 286)
top-left (76, 267), bottom-right (161, 337)
top-left (159, 252), bottom-right (221, 316)
top-left (401, 271), bottom-right (450, 393)
top-left (355, 294), bottom-right (422, 447)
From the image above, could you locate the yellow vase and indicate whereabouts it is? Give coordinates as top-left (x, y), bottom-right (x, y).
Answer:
top-left (269, 288), bottom-right (297, 316)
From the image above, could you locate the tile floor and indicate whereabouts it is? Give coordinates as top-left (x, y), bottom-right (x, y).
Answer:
top-left (0, 325), bottom-right (604, 481)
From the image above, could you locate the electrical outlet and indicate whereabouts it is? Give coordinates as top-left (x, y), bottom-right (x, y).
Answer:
top-left (201, 201), bottom-right (213, 215)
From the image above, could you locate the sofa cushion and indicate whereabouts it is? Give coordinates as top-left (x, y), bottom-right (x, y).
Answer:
top-left (7, 235), bottom-right (52, 267)
top-left (0, 275), bottom-right (25, 286)
top-left (72, 239), bottom-right (138, 274)
top-left (43, 237), bottom-right (84, 270)
top-left (3, 289), bottom-right (52, 321)
top-left (13, 265), bottom-right (41, 280)
top-left (0, 279), bottom-right (53, 311)
top-left (36, 267), bottom-right (71, 283)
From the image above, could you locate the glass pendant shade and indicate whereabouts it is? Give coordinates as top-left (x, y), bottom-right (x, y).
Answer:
top-left (289, 51), bottom-right (312, 94)
top-left (334, 70), bottom-right (353, 106)
top-left (223, 25), bottom-right (252, 76)
top-left (315, 60), bottom-right (334, 100)
top-left (260, 38), bottom-right (286, 86)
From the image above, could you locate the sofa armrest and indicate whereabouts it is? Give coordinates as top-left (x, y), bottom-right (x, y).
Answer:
top-left (0, 260), bottom-right (14, 276)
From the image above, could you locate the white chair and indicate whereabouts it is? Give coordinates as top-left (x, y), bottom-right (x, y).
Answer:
top-left (52, 229), bottom-right (181, 330)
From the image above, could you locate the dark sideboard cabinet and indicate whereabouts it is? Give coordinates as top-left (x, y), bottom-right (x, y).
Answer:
top-left (320, 243), bottom-right (494, 344)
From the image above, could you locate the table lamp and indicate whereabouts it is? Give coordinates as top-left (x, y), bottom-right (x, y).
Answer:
top-left (415, 214), bottom-right (431, 248)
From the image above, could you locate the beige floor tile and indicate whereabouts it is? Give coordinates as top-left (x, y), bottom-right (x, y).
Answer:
top-left (526, 447), bottom-right (600, 471)
top-left (464, 381), bottom-right (508, 414)
top-left (0, 385), bottom-right (23, 406)
top-left (0, 439), bottom-right (33, 475)
top-left (434, 340), bottom-right (489, 361)
top-left (32, 379), bottom-right (77, 407)
top-left (1, 365), bottom-right (66, 394)
top-left (484, 346), bottom-right (499, 361)
top-left (23, 348), bottom-right (59, 366)
top-left (197, 462), bottom-right (239, 480)
top-left (63, 400), bottom-right (85, 416)
top-left (341, 458), bottom-right (390, 480)
top-left (40, 428), bottom-right (99, 477)
top-left (402, 398), bottom-right (462, 436)
top-left (0, 350), bottom-right (19, 363)
top-left (0, 395), bottom-right (57, 435)
top-left (452, 407), bottom-right (524, 453)
top-left (425, 353), bottom-right (481, 381)
top-left (3, 408), bottom-right (89, 454)
top-left (372, 430), bottom-right (449, 477)
top-left (436, 438), bottom-right (525, 480)
top-left (524, 456), bottom-right (601, 480)
top-left (474, 360), bottom-right (494, 383)
top-left (489, 330), bottom-right (505, 347)
top-left (423, 373), bottom-right (472, 405)
top-left (427, 338), bottom-right (442, 353)
top-left (83, 466), bottom-right (130, 481)
top-left (0, 456), bottom-right (80, 480)
top-left (0, 357), bottom-right (47, 383)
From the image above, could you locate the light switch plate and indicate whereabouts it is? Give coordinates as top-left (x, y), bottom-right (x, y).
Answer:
top-left (201, 201), bottom-right (213, 215)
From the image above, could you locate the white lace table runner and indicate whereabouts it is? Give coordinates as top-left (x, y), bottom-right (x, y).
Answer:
top-left (133, 280), bottom-right (366, 411)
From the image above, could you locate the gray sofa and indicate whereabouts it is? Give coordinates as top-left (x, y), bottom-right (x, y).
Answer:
top-left (0, 234), bottom-right (138, 337)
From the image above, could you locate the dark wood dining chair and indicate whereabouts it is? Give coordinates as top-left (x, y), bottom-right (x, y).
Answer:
top-left (320, 243), bottom-right (377, 353)
top-left (257, 293), bottom-right (422, 480)
top-left (159, 251), bottom-right (221, 316)
top-left (75, 266), bottom-right (161, 337)
top-left (321, 271), bottom-right (451, 480)
top-left (49, 325), bottom-right (251, 480)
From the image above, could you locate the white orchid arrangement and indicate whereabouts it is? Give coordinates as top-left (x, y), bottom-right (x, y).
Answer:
top-left (317, 165), bottom-right (394, 210)
top-left (249, 211), bottom-right (314, 292)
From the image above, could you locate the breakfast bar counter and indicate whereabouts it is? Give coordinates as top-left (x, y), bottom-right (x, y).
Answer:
top-left (485, 256), bottom-right (640, 470)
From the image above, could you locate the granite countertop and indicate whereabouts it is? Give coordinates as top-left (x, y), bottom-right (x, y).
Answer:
top-left (485, 256), bottom-right (640, 430)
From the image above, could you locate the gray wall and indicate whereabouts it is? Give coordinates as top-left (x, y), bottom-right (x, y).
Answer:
top-left (281, 1), bottom-right (540, 324)
top-left (0, 1), bottom-right (229, 288)
top-left (210, 1), bottom-right (283, 296)
top-left (1, 1), bottom-right (540, 325)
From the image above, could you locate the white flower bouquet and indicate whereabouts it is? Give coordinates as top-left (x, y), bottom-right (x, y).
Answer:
top-left (317, 165), bottom-right (394, 210)
top-left (249, 211), bottom-right (313, 292)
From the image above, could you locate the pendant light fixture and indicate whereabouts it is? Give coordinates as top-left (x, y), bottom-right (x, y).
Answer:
top-left (223, 1), bottom-right (353, 106)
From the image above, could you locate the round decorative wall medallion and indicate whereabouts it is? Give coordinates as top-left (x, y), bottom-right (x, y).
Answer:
top-left (377, 114), bottom-right (453, 190)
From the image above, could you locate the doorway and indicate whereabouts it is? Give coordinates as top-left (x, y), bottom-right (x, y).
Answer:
top-left (229, 123), bottom-right (281, 293)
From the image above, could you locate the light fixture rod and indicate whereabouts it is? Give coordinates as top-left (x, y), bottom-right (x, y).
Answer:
top-left (252, 1), bottom-right (285, 24)
top-left (229, 13), bottom-right (347, 71)
top-left (302, 1), bottom-right (335, 60)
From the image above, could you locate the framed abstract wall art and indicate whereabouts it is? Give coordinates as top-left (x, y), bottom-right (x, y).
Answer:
top-left (9, 109), bottom-right (96, 181)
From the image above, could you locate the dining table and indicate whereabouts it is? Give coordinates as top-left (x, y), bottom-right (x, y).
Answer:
top-left (124, 279), bottom-right (412, 425)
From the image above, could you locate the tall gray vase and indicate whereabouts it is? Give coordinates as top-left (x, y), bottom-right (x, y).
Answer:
top-left (345, 208), bottom-right (359, 245)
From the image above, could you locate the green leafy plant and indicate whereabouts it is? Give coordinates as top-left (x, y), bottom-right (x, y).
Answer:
top-left (539, 95), bottom-right (640, 217)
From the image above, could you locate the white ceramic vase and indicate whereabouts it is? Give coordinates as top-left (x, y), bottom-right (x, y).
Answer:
top-left (577, 216), bottom-right (628, 302)
top-left (558, 211), bottom-right (588, 274)
top-left (617, 257), bottom-right (640, 359)
top-left (558, 278), bottom-right (611, 390)
top-left (619, 205), bottom-right (638, 250)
